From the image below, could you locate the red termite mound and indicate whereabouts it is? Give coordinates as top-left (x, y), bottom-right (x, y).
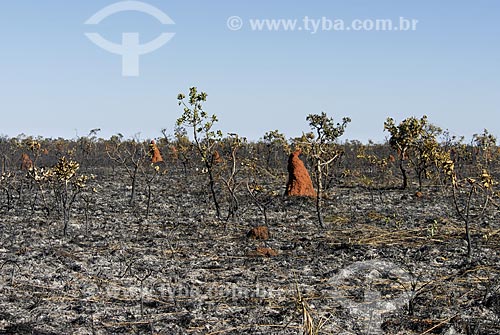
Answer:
top-left (20, 153), bottom-right (33, 170)
top-left (212, 150), bottom-right (223, 164)
top-left (247, 226), bottom-right (269, 240)
top-left (285, 149), bottom-right (316, 197)
top-left (149, 140), bottom-right (163, 163)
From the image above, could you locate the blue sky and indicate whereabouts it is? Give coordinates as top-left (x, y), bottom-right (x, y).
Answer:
top-left (0, 1), bottom-right (499, 143)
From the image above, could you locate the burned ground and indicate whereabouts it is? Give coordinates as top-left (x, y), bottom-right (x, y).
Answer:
top-left (1, 142), bottom-right (500, 334)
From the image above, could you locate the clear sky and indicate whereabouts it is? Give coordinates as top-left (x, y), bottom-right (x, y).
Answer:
top-left (0, 1), bottom-right (499, 143)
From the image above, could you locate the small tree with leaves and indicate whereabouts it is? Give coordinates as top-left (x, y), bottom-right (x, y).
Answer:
top-left (30, 156), bottom-right (94, 236)
top-left (177, 87), bottom-right (223, 219)
top-left (302, 112), bottom-right (350, 228)
top-left (384, 115), bottom-right (443, 190)
top-left (473, 129), bottom-right (497, 168)
top-left (443, 158), bottom-right (497, 258)
top-left (52, 157), bottom-right (93, 236)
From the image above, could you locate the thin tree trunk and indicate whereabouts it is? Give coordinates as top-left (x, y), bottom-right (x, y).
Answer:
top-left (63, 184), bottom-right (69, 236)
top-left (399, 159), bottom-right (408, 190)
top-left (146, 184), bottom-right (152, 219)
top-left (316, 162), bottom-right (325, 228)
top-left (452, 185), bottom-right (473, 258)
top-left (129, 164), bottom-right (139, 205)
top-left (465, 188), bottom-right (474, 258)
top-left (207, 166), bottom-right (221, 219)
